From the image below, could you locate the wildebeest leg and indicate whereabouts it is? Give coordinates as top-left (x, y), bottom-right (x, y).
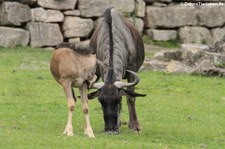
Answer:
top-left (61, 79), bottom-right (76, 136)
top-left (127, 75), bottom-right (140, 132)
top-left (79, 82), bottom-right (95, 138)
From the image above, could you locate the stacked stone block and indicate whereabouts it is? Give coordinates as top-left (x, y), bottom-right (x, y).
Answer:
top-left (0, 0), bottom-right (225, 48)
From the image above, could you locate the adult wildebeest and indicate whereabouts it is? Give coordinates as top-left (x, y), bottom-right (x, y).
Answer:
top-left (50, 43), bottom-right (96, 138)
top-left (88, 8), bottom-right (146, 133)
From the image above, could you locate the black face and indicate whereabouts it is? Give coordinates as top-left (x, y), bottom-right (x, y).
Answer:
top-left (98, 84), bottom-right (122, 133)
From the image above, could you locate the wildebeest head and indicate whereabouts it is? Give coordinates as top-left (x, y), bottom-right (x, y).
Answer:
top-left (88, 70), bottom-right (146, 133)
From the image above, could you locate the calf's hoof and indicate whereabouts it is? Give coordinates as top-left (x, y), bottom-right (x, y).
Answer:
top-left (63, 126), bottom-right (73, 136)
top-left (84, 127), bottom-right (95, 138)
top-left (63, 130), bottom-right (74, 136)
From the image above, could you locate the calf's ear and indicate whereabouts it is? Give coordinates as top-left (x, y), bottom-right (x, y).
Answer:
top-left (120, 89), bottom-right (146, 98)
top-left (87, 90), bottom-right (100, 100)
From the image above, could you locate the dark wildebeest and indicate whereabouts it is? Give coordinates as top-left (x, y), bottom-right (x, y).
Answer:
top-left (88, 8), bottom-right (146, 133)
top-left (50, 43), bottom-right (97, 138)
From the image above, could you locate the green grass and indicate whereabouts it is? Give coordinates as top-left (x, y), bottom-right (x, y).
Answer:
top-left (143, 35), bottom-right (181, 49)
top-left (144, 50), bottom-right (155, 58)
top-left (0, 47), bottom-right (225, 148)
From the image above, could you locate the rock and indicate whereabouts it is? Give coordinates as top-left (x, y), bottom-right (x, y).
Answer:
top-left (181, 42), bottom-right (225, 76)
top-left (136, 0), bottom-right (145, 17)
top-left (154, 50), bottom-right (182, 62)
top-left (203, 68), bottom-right (225, 77)
top-left (79, 0), bottom-right (135, 17)
top-left (152, 2), bottom-right (167, 7)
top-left (38, 0), bottom-right (77, 10)
top-left (204, 52), bottom-right (225, 67)
top-left (64, 10), bottom-right (81, 16)
top-left (193, 59), bottom-right (225, 77)
top-left (179, 26), bottom-right (212, 44)
top-left (152, 0), bottom-right (172, 2)
top-left (181, 43), bottom-right (209, 51)
top-left (12, 0), bottom-right (37, 6)
top-left (68, 38), bottom-right (80, 44)
top-left (181, 47), bottom-right (204, 66)
top-left (42, 47), bottom-right (55, 51)
top-left (209, 35), bottom-right (225, 53)
top-left (184, 0), bottom-right (223, 1)
top-left (193, 59), bottom-right (215, 74)
top-left (78, 0), bottom-right (107, 17)
top-left (141, 60), bottom-right (168, 71)
top-left (0, 2), bottom-right (31, 26)
top-left (198, 5), bottom-right (225, 28)
top-left (211, 27), bottom-right (225, 44)
top-left (63, 16), bottom-right (94, 38)
top-left (111, 0), bottom-right (135, 15)
top-left (0, 27), bottom-right (29, 47)
top-left (145, 6), bottom-right (197, 28)
top-left (165, 60), bottom-right (193, 74)
top-left (147, 29), bottom-right (177, 41)
top-left (144, 0), bottom-right (152, 5)
top-left (31, 8), bottom-right (64, 22)
top-left (145, 29), bottom-right (152, 38)
top-left (27, 22), bottom-right (63, 48)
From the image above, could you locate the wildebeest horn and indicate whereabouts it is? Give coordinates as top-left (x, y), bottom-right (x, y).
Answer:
top-left (114, 70), bottom-right (140, 88)
top-left (91, 82), bottom-right (105, 89)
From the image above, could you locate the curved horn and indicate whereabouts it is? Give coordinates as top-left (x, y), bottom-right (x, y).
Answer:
top-left (91, 82), bottom-right (105, 89)
top-left (114, 70), bottom-right (140, 88)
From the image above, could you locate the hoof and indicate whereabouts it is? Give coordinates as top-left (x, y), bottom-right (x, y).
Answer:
top-left (87, 133), bottom-right (95, 138)
top-left (63, 130), bottom-right (74, 136)
top-left (64, 125), bottom-right (73, 136)
top-left (84, 127), bottom-right (95, 138)
top-left (104, 128), bottom-right (119, 135)
top-left (129, 122), bottom-right (141, 132)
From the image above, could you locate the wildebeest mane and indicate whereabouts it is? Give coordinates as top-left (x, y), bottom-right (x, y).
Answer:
top-left (55, 42), bottom-right (92, 55)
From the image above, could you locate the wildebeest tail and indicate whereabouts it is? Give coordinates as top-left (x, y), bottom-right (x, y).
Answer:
top-left (103, 7), bottom-right (114, 67)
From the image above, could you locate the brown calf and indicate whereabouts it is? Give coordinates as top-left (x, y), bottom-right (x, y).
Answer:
top-left (50, 43), bottom-right (96, 138)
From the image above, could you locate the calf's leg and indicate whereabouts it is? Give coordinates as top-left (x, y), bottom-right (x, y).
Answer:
top-left (61, 79), bottom-right (76, 136)
top-left (79, 82), bottom-right (95, 138)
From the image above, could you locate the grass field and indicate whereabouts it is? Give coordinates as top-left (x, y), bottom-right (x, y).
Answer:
top-left (0, 47), bottom-right (225, 148)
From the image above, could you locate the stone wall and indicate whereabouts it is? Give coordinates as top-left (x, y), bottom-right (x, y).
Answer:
top-left (142, 41), bottom-right (225, 77)
top-left (0, 0), bottom-right (225, 48)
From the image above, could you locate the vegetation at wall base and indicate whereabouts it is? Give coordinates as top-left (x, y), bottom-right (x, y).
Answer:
top-left (143, 35), bottom-right (181, 49)
top-left (0, 47), bottom-right (224, 148)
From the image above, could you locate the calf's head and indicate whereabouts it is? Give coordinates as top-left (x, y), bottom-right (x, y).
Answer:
top-left (88, 70), bottom-right (146, 133)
